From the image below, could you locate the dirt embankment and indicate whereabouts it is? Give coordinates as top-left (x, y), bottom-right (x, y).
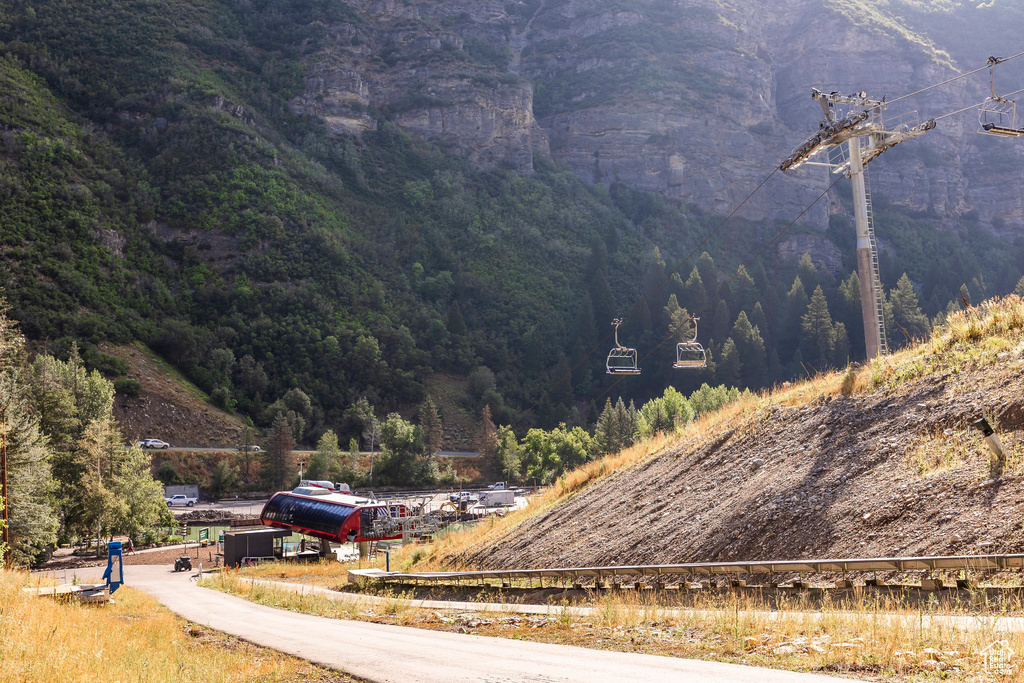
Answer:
top-left (456, 344), bottom-right (1024, 570)
top-left (106, 343), bottom-right (245, 448)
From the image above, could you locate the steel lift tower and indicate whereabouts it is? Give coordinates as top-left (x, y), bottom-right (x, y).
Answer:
top-left (780, 90), bottom-right (935, 359)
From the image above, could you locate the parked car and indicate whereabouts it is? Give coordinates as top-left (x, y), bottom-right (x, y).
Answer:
top-left (139, 439), bottom-right (170, 449)
top-left (165, 494), bottom-right (197, 507)
top-left (487, 481), bottom-right (507, 490)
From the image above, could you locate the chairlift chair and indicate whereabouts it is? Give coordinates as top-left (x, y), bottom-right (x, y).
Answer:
top-left (979, 98), bottom-right (1024, 137)
top-left (978, 56), bottom-right (1024, 137)
top-left (606, 318), bottom-right (641, 375)
top-left (673, 316), bottom-right (707, 370)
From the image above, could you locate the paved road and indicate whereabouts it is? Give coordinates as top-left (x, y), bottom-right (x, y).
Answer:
top-left (122, 565), bottom-right (842, 683)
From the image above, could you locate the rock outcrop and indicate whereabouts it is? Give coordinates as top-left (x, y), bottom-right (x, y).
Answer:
top-left (291, 0), bottom-right (1023, 239)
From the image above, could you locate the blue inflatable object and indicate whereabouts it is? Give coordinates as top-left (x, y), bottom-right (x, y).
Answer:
top-left (102, 541), bottom-right (123, 594)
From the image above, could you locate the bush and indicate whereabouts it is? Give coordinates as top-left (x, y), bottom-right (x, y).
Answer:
top-left (113, 377), bottom-right (141, 396)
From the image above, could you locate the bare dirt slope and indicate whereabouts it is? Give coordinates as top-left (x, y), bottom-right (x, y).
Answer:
top-left (455, 302), bottom-right (1024, 571)
top-left (106, 343), bottom-right (245, 448)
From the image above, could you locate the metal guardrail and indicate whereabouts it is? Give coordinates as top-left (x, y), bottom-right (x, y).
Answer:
top-left (349, 553), bottom-right (1024, 585)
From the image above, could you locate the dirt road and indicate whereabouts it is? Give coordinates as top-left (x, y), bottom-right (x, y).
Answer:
top-left (122, 565), bottom-right (843, 682)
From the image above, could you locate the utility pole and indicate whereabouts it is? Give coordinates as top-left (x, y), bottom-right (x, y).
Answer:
top-left (781, 88), bottom-right (935, 359)
top-left (2, 419), bottom-right (10, 568)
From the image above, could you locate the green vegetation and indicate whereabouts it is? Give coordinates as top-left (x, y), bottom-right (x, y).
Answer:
top-left (1, 306), bottom-right (171, 567)
top-left (0, 0), bottom-right (1019, 465)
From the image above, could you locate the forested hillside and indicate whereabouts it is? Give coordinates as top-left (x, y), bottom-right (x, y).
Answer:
top-left (0, 0), bottom-right (1022, 447)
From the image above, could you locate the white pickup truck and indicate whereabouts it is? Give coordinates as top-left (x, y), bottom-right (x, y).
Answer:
top-left (165, 494), bottom-right (197, 507)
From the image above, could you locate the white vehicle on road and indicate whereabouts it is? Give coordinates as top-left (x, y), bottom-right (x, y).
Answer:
top-left (165, 494), bottom-right (197, 507)
top-left (139, 438), bottom-right (171, 449)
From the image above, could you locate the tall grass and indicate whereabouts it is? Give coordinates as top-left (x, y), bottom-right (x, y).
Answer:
top-left (0, 570), bottom-right (348, 682)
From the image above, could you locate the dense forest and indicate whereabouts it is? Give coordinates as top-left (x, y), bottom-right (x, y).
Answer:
top-left (0, 0), bottom-right (1022, 450)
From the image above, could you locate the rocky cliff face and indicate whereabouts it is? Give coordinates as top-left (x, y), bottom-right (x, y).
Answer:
top-left (292, 0), bottom-right (1024, 247)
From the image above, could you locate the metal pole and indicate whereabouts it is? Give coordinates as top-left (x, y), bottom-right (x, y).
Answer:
top-left (1, 419), bottom-right (10, 568)
top-left (849, 136), bottom-right (882, 359)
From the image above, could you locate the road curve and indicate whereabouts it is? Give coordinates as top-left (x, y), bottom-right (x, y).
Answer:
top-left (126, 565), bottom-right (842, 683)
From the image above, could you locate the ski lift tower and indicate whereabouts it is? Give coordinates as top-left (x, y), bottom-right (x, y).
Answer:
top-left (780, 89), bottom-right (935, 359)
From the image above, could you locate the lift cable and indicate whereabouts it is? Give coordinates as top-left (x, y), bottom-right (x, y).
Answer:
top-left (510, 54), bottom-right (1024, 429)
top-left (592, 174), bottom-right (845, 409)
top-left (886, 51), bottom-right (1024, 107)
top-left (510, 167), bottom-right (779, 428)
top-left (931, 85), bottom-right (1024, 122)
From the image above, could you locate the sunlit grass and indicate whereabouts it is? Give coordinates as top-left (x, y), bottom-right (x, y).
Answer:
top-left (208, 567), bottom-right (1024, 679)
top-left (0, 570), bottom-right (351, 683)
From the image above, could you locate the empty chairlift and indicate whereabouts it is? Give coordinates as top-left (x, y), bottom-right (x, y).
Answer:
top-left (673, 316), bottom-right (707, 370)
top-left (979, 56), bottom-right (1024, 137)
top-left (606, 318), bottom-right (641, 375)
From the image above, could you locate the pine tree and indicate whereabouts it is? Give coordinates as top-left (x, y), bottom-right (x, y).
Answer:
top-left (664, 295), bottom-right (693, 343)
top-left (780, 276), bottom-right (809, 361)
top-left (418, 398), bottom-right (443, 456)
top-left (263, 413), bottom-right (296, 490)
top-left (833, 322), bottom-right (851, 367)
top-left (1015, 275), bottom-right (1024, 298)
top-left (729, 267), bottom-right (758, 315)
top-left (682, 267), bottom-right (706, 310)
top-left (890, 273), bottom-right (931, 346)
top-left (476, 404), bottom-right (499, 479)
top-left (0, 371), bottom-right (58, 566)
top-left (837, 270), bottom-right (864, 356)
top-left (730, 311), bottom-right (766, 386)
top-left (797, 253), bottom-right (820, 298)
top-left (697, 252), bottom-right (719, 294)
top-left (801, 285), bottom-right (836, 370)
top-left (718, 338), bottom-right (741, 386)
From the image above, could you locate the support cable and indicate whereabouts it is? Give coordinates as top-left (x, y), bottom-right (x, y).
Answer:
top-left (886, 51), bottom-right (1024, 106)
top-left (511, 167), bottom-right (779, 427)
top-left (593, 174), bottom-right (845, 408)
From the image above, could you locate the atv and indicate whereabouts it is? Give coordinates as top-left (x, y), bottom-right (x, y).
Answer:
top-left (174, 555), bottom-right (192, 572)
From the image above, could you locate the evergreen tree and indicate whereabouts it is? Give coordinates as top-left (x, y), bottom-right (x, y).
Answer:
top-left (663, 295), bottom-right (693, 343)
top-left (837, 270), bottom-right (864, 357)
top-left (0, 370), bottom-right (58, 566)
top-left (801, 285), bottom-right (836, 370)
top-left (418, 398), bottom-right (443, 456)
top-left (796, 253), bottom-right (820, 297)
top-left (237, 422), bottom-right (258, 483)
top-left (476, 404), bottom-right (499, 479)
top-left (263, 413), bottom-right (296, 490)
top-left (681, 267), bottom-right (706, 310)
top-left (780, 276), bottom-right (809, 361)
top-left (833, 322), bottom-right (851, 367)
top-left (890, 273), bottom-right (930, 346)
top-left (1015, 275), bottom-right (1024, 297)
top-left (730, 311), bottom-right (766, 386)
top-left (697, 252), bottom-right (719, 295)
top-left (718, 338), bottom-right (741, 386)
top-left (751, 301), bottom-right (770, 347)
top-left (729, 267), bottom-right (758, 315)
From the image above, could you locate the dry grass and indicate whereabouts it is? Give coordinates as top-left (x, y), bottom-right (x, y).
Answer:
top-left (0, 570), bottom-right (354, 683)
top-left (206, 568), bottom-right (1024, 679)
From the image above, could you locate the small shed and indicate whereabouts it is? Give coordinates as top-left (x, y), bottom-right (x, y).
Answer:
top-left (223, 528), bottom-right (290, 567)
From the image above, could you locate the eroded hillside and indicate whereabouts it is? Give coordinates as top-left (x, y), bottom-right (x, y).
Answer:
top-left (450, 297), bottom-right (1024, 570)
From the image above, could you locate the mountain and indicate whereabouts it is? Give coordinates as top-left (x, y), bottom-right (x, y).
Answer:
top-left (0, 0), bottom-right (1021, 444)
